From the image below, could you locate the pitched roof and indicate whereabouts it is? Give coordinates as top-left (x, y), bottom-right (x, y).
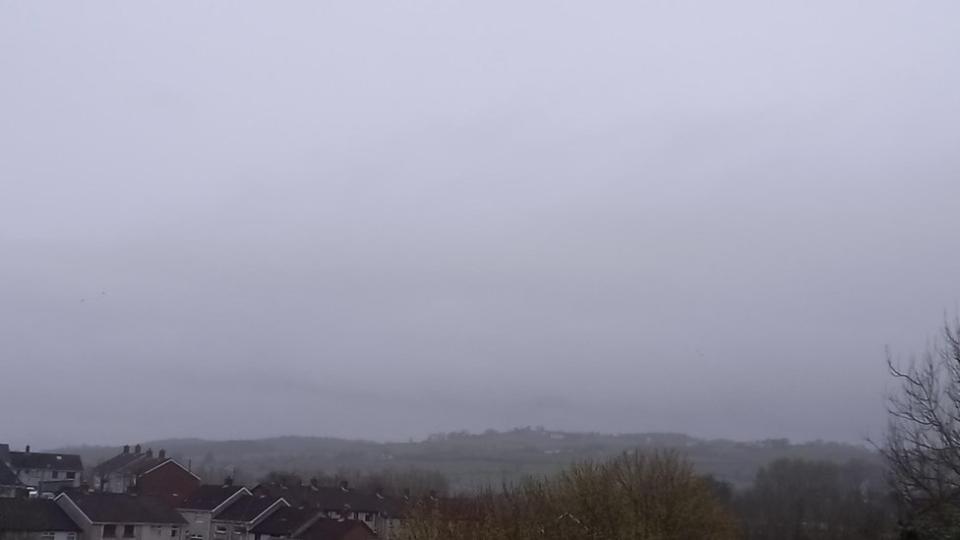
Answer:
top-left (93, 450), bottom-right (173, 477)
top-left (0, 499), bottom-right (81, 532)
top-left (250, 506), bottom-right (322, 537)
top-left (179, 485), bottom-right (247, 511)
top-left (252, 484), bottom-right (404, 516)
top-left (295, 519), bottom-right (375, 540)
top-left (93, 452), bottom-right (145, 475)
top-left (9, 452), bottom-right (83, 471)
top-left (0, 461), bottom-right (22, 487)
top-left (126, 457), bottom-right (166, 476)
top-left (215, 494), bottom-right (286, 523)
top-left (59, 493), bottom-right (186, 524)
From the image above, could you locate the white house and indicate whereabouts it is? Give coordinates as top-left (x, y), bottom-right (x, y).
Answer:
top-left (54, 492), bottom-right (186, 540)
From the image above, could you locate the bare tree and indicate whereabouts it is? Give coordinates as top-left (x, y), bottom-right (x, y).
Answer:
top-left (398, 450), bottom-right (738, 540)
top-left (882, 320), bottom-right (960, 535)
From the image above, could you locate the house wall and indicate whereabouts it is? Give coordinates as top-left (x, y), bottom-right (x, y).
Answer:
top-left (178, 511), bottom-right (214, 540)
top-left (209, 520), bottom-right (251, 540)
top-left (136, 524), bottom-right (183, 540)
top-left (0, 485), bottom-right (27, 498)
top-left (102, 474), bottom-right (134, 494)
top-left (0, 531), bottom-right (77, 540)
top-left (81, 523), bottom-right (183, 540)
top-left (136, 463), bottom-right (200, 507)
top-left (376, 517), bottom-right (403, 540)
top-left (16, 469), bottom-right (81, 490)
top-left (92, 473), bottom-right (134, 494)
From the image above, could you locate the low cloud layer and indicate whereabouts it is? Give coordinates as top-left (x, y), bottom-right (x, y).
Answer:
top-left (2, 1), bottom-right (959, 449)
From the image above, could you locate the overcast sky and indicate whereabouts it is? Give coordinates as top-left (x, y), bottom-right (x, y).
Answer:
top-left (2, 1), bottom-right (959, 450)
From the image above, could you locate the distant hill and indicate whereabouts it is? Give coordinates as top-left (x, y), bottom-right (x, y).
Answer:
top-left (52, 429), bottom-right (880, 491)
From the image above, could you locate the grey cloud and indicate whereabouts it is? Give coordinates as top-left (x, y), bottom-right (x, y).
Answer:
top-left (2, 0), bottom-right (959, 449)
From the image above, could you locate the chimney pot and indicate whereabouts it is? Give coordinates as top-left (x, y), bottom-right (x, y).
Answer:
top-left (134, 444), bottom-right (141, 454)
top-left (123, 445), bottom-right (130, 454)
top-left (146, 448), bottom-right (153, 458)
top-left (25, 445), bottom-right (30, 454)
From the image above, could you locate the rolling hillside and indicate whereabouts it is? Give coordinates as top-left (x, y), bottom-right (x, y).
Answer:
top-left (55, 429), bottom-right (880, 491)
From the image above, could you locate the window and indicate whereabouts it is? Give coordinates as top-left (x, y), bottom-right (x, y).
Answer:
top-left (67, 472), bottom-right (76, 480)
top-left (104, 525), bottom-right (117, 538)
top-left (215, 526), bottom-right (227, 537)
top-left (68, 533), bottom-right (77, 540)
top-left (52, 471), bottom-right (60, 479)
top-left (170, 527), bottom-right (179, 538)
top-left (123, 525), bottom-right (136, 538)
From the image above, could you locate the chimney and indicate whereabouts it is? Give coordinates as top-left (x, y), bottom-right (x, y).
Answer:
top-left (134, 444), bottom-right (142, 454)
top-left (123, 445), bottom-right (130, 454)
top-left (224, 476), bottom-right (234, 487)
top-left (146, 448), bottom-right (153, 458)
top-left (25, 445), bottom-right (30, 454)
top-left (158, 449), bottom-right (166, 460)
top-left (338, 480), bottom-right (349, 492)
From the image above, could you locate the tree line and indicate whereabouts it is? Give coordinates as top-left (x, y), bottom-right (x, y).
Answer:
top-left (391, 318), bottom-right (960, 539)
top-left (394, 453), bottom-right (897, 540)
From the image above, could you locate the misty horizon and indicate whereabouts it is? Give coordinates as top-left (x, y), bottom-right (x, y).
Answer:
top-left (3, 1), bottom-right (960, 452)
top-left (21, 427), bottom-right (875, 456)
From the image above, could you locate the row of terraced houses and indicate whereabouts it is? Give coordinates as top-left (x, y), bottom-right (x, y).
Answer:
top-left (1, 443), bottom-right (410, 540)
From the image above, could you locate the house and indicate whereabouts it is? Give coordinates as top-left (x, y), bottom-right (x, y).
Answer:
top-left (177, 484), bottom-right (250, 540)
top-left (248, 506), bottom-right (319, 540)
top-left (54, 492), bottom-right (186, 540)
top-left (209, 494), bottom-right (287, 540)
top-left (250, 482), bottom-right (404, 539)
top-left (93, 445), bottom-right (151, 493)
top-left (249, 508), bottom-right (375, 540)
top-left (0, 462), bottom-right (26, 499)
top-left (2, 446), bottom-right (82, 495)
top-left (293, 520), bottom-right (374, 540)
top-left (0, 446), bottom-right (27, 499)
top-left (0, 498), bottom-right (81, 540)
top-left (93, 446), bottom-right (201, 506)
